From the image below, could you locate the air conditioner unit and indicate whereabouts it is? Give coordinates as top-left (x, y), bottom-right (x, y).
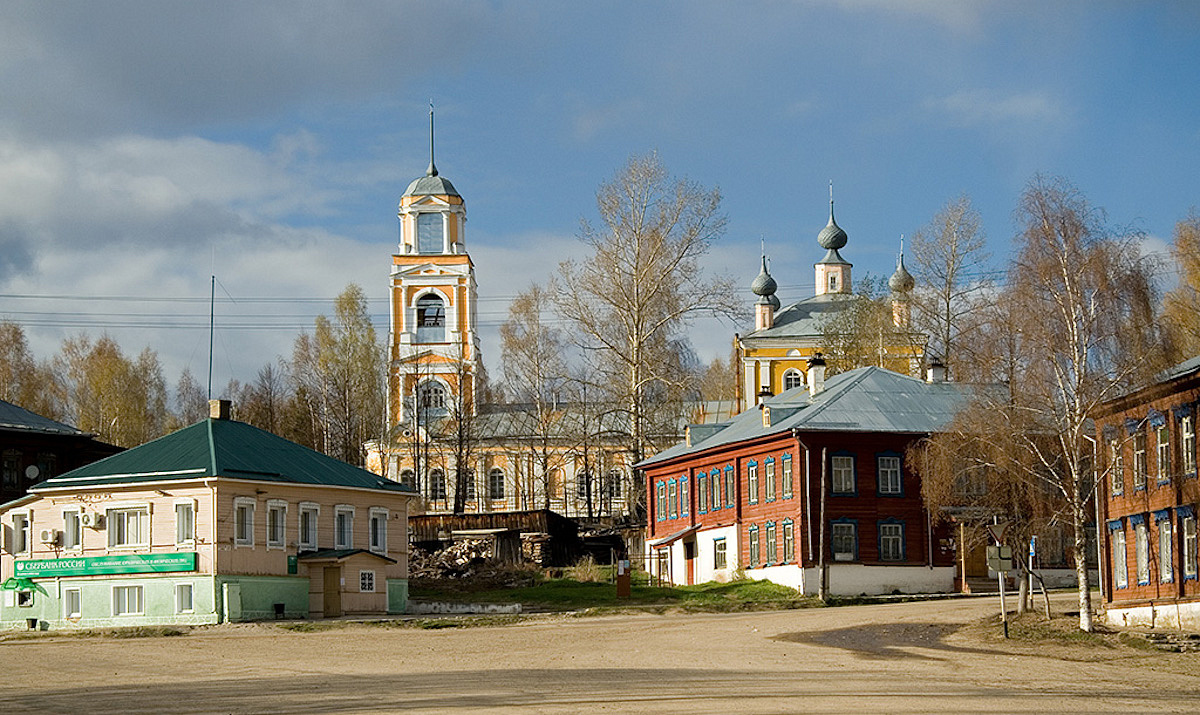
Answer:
top-left (80, 513), bottom-right (104, 529)
top-left (40, 528), bottom-right (61, 545)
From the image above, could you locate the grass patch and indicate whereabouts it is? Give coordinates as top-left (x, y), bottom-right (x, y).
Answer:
top-left (411, 572), bottom-right (818, 613)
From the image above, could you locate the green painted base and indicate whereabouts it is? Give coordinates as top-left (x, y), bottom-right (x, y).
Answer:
top-left (387, 579), bottom-right (409, 614)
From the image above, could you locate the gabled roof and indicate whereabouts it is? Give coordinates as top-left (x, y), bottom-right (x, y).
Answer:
top-left (638, 366), bottom-right (972, 468)
top-left (33, 418), bottom-right (415, 494)
top-left (0, 399), bottom-right (90, 437)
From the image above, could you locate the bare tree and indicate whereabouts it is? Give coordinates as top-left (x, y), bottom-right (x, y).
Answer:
top-left (172, 367), bottom-right (208, 428)
top-left (0, 320), bottom-right (58, 418)
top-left (554, 153), bottom-right (739, 519)
top-left (1160, 211), bottom-right (1200, 360)
top-left (909, 195), bottom-right (992, 374)
top-left (818, 276), bottom-right (923, 375)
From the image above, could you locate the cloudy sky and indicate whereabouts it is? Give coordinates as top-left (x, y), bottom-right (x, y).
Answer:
top-left (2, 1), bottom-right (1198, 397)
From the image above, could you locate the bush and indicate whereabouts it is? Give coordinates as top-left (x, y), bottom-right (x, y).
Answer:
top-left (567, 556), bottom-right (604, 583)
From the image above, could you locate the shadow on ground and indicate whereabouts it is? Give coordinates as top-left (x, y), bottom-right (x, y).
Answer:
top-left (772, 622), bottom-right (999, 661)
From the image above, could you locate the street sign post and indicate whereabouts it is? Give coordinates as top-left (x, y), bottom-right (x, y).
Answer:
top-left (987, 521), bottom-right (1011, 639)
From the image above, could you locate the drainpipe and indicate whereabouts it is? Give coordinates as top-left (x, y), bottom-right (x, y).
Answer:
top-left (819, 446), bottom-right (828, 602)
top-left (793, 429), bottom-right (813, 563)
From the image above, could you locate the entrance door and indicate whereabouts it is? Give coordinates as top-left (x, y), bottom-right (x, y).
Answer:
top-left (323, 566), bottom-right (342, 617)
top-left (684, 541), bottom-right (696, 585)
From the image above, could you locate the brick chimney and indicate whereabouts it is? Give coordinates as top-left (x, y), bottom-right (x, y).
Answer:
top-left (209, 399), bottom-right (231, 420)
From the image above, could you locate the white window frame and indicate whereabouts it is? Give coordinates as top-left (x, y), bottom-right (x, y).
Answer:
top-left (369, 508), bottom-right (388, 555)
top-left (62, 508), bottom-right (82, 551)
top-left (298, 502), bottom-right (320, 551)
top-left (1113, 527), bottom-right (1128, 588)
top-left (783, 520), bottom-right (795, 562)
top-left (878, 456), bottom-right (902, 495)
top-left (266, 499), bottom-right (288, 550)
top-left (176, 582), bottom-right (195, 613)
top-left (174, 499), bottom-right (196, 546)
top-left (1135, 520), bottom-right (1150, 585)
top-left (1183, 514), bottom-right (1197, 580)
top-left (783, 369), bottom-right (804, 391)
top-left (335, 505), bottom-right (355, 550)
top-left (782, 455), bottom-right (793, 499)
top-left (1184, 415), bottom-right (1197, 474)
top-left (714, 538), bottom-right (727, 570)
top-left (64, 587), bottom-right (82, 619)
top-left (12, 510), bottom-right (31, 554)
top-left (1157, 424), bottom-right (1170, 482)
top-left (832, 522), bottom-right (856, 561)
top-left (1109, 439), bottom-right (1124, 495)
top-left (106, 504), bottom-right (150, 549)
top-left (747, 463), bottom-right (759, 504)
top-left (1133, 430), bottom-right (1148, 490)
top-left (234, 497), bottom-right (256, 547)
top-left (1158, 517), bottom-right (1174, 583)
top-left (360, 570), bottom-right (376, 593)
top-left (880, 522), bottom-right (904, 561)
top-left (112, 584), bottom-right (144, 616)
top-left (765, 461), bottom-right (776, 502)
top-left (831, 455), bottom-right (855, 494)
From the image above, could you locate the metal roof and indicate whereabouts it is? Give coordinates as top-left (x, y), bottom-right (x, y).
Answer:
top-left (403, 173), bottom-right (460, 198)
top-left (741, 292), bottom-right (857, 342)
top-left (33, 418), bottom-right (414, 493)
top-left (637, 366), bottom-right (972, 468)
top-left (0, 399), bottom-right (89, 437)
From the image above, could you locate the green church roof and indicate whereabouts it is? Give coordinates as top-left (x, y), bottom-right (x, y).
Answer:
top-left (32, 418), bottom-right (413, 494)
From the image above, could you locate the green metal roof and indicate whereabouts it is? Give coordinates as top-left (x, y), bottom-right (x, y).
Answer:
top-left (32, 418), bottom-right (414, 494)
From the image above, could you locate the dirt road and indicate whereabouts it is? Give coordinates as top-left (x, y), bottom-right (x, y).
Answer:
top-left (3, 595), bottom-right (1198, 713)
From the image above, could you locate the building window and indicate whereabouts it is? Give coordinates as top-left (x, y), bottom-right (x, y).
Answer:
top-left (176, 583), bottom-right (194, 614)
top-left (267, 501), bottom-right (287, 549)
top-left (749, 525), bottom-right (760, 566)
top-left (175, 502), bottom-right (195, 545)
top-left (299, 503), bottom-right (319, 551)
top-left (1157, 514), bottom-right (1173, 583)
top-left (668, 480), bottom-right (678, 518)
top-left (783, 520), bottom-right (795, 562)
top-left (1157, 423), bottom-right (1171, 483)
top-left (64, 588), bottom-right (81, 619)
top-left (606, 469), bottom-right (623, 500)
top-left (576, 470), bottom-right (589, 499)
top-left (12, 512), bottom-right (30, 554)
top-left (2, 449), bottom-right (19, 488)
top-left (400, 469), bottom-right (416, 490)
top-left (697, 472), bottom-right (708, 514)
top-left (417, 380), bottom-right (447, 414)
top-left (36, 452), bottom-right (56, 481)
top-left (1135, 518), bottom-right (1150, 585)
top-left (462, 469), bottom-right (477, 502)
top-left (108, 506), bottom-right (149, 548)
top-left (680, 477), bottom-right (689, 517)
top-left (233, 499), bottom-right (254, 547)
top-left (360, 570), bottom-right (376, 593)
top-left (879, 521), bottom-right (904, 561)
top-left (335, 506), bottom-right (354, 549)
top-left (656, 481), bottom-right (666, 521)
top-left (112, 585), bottom-right (144, 616)
top-left (765, 460), bottom-right (776, 502)
top-left (714, 538), bottom-right (727, 570)
top-left (429, 469), bottom-right (447, 501)
top-left (710, 470), bottom-right (721, 510)
top-left (416, 212), bottom-right (444, 254)
top-left (489, 468), bottom-right (506, 500)
top-left (369, 508), bottom-right (388, 554)
top-left (1183, 415), bottom-right (1197, 474)
top-left (1112, 525), bottom-right (1128, 588)
top-left (1133, 430), bottom-right (1148, 490)
top-left (831, 455), bottom-right (856, 495)
top-left (63, 509), bottom-right (82, 550)
top-left (782, 454), bottom-right (793, 499)
top-left (725, 466), bottom-right (735, 508)
top-left (783, 370), bottom-right (803, 391)
top-left (747, 462), bottom-right (759, 504)
top-left (765, 521), bottom-right (777, 564)
top-left (1183, 512), bottom-right (1197, 580)
top-left (1108, 439), bottom-right (1123, 495)
top-left (877, 455), bottom-right (902, 495)
top-left (832, 521), bottom-right (857, 561)
top-left (415, 294), bottom-right (446, 342)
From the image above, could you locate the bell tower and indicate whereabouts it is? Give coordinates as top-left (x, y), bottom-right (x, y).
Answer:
top-left (388, 107), bottom-right (479, 427)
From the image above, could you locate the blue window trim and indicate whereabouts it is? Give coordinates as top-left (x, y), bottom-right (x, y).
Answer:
top-left (1173, 403), bottom-right (1194, 419)
top-left (875, 451), bottom-right (904, 498)
top-left (782, 518), bottom-right (794, 563)
top-left (1106, 518), bottom-right (1124, 531)
top-left (724, 465), bottom-right (736, 508)
top-left (748, 523), bottom-right (760, 567)
top-left (747, 459), bottom-right (759, 505)
top-left (830, 517), bottom-right (858, 561)
top-left (1111, 526), bottom-right (1129, 589)
top-left (781, 452), bottom-right (794, 500)
top-left (877, 517), bottom-right (906, 561)
top-left (709, 469), bottom-right (721, 510)
top-left (764, 457), bottom-right (776, 503)
top-left (697, 472), bottom-right (707, 515)
top-left (1133, 515), bottom-right (1150, 586)
top-left (1148, 408), bottom-right (1166, 428)
top-left (764, 520), bottom-right (776, 565)
top-left (1153, 509), bottom-right (1171, 522)
top-left (1178, 505), bottom-right (1195, 518)
top-left (830, 450), bottom-right (857, 497)
top-left (680, 476), bottom-right (689, 517)
top-left (656, 481), bottom-right (666, 522)
top-left (1181, 508), bottom-right (1198, 582)
top-left (667, 479), bottom-right (677, 520)
top-left (1129, 513), bottom-right (1146, 526)
top-left (1125, 417), bottom-right (1142, 436)
top-left (1101, 424), bottom-right (1118, 441)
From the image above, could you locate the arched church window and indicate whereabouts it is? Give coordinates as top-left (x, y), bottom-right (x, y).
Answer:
top-left (488, 468), bottom-right (506, 500)
top-left (417, 213), bottom-right (444, 254)
top-left (783, 370), bottom-right (804, 391)
top-left (399, 469), bottom-right (416, 490)
top-left (418, 381), bottom-right (447, 415)
top-left (416, 294), bottom-right (446, 343)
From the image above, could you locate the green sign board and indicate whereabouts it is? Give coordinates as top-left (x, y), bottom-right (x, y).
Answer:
top-left (13, 552), bottom-right (198, 578)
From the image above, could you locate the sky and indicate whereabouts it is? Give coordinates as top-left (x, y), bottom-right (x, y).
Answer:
top-left (1, 1), bottom-right (1198, 400)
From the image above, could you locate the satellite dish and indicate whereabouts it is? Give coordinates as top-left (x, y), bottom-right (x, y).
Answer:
top-left (25, 465), bottom-right (40, 480)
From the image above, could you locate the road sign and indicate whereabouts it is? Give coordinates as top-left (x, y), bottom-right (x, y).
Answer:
top-left (986, 545), bottom-right (1013, 573)
top-left (985, 522), bottom-right (1009, 544)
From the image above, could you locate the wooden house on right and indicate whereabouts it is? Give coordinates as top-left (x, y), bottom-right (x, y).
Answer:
top-left (1095, 355), bottom-right (1200, 630)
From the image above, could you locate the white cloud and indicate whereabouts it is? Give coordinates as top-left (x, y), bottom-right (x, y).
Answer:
top-left (928, 89), bottom-right (1066, 128)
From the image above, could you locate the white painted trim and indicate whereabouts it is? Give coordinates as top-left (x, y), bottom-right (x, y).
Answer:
top-left (233, 497), bottom-right (256, 548)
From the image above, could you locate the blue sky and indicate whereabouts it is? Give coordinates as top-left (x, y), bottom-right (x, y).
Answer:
top-left (1, 1), bottom-right (1198, 393)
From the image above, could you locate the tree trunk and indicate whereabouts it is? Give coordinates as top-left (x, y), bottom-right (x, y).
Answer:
top-left (1073, 498), bottom-right (1094, 632)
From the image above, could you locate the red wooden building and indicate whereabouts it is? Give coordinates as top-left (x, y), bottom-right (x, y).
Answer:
top-left (639, 363), bottom-right (968, 595)
top-left (1095, 355), bottom-right (1200, 629)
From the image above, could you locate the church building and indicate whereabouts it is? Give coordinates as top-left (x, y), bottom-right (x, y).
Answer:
top-left (736, 195), bottom-right (925, 411)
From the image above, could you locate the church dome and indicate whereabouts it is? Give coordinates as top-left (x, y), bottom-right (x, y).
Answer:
top-left (751, 255), bottom-right (777, 297)
top-left (403, 167), bottom-right (460, 198)
top-left (817, 201), bottom-right (848, 250)
top-left (889, 253), bottom-right (915, 293)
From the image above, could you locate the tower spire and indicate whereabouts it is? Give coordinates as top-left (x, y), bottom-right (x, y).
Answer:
top-left (427, 100), bottom-right (438, 177)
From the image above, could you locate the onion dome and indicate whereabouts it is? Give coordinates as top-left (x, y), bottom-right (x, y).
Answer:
top-left (751, 255), bottom-right (777, 297)
top-left (889, 251), bottom-right (915, 294)
top-left (817, 199), bottom-right (848, 250)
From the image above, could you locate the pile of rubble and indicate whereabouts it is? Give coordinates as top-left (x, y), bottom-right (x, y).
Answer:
top-left (1135, 631), bottom-right (1200, 653)
top-left (410, 538), bottom-right (494, 579)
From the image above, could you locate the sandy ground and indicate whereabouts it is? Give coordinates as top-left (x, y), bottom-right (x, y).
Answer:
top-left (3, 594), bottom-right (1198, 714)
